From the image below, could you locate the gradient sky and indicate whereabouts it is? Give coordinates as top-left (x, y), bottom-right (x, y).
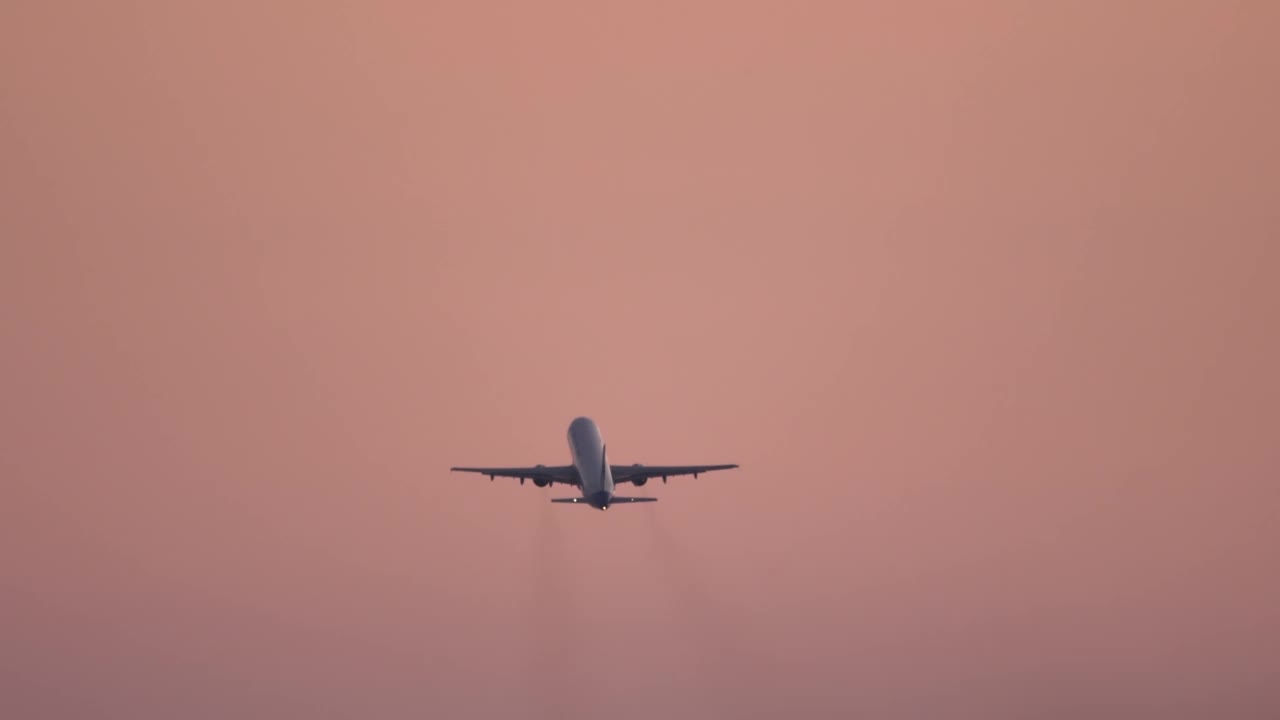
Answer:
top-left (3, 2), bottom-right (1278, 718)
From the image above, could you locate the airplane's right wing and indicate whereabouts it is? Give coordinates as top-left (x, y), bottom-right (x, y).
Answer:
top-left (450, 465), bottom-right (579, 486)
top-left (610, 463), bottom-right (738, 484)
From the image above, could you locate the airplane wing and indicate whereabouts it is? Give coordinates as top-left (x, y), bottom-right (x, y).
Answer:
top-left (450, 465), bottom-right (579, 486)
top-left (611, 463), bottom-right (739, 484)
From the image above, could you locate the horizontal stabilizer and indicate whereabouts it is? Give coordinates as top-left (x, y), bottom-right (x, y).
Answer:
top-left (549, 497), bottom-right (657, 505)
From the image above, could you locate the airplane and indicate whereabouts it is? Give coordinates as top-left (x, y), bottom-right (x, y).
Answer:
top-left (450, 416), bottom-right (738, 510)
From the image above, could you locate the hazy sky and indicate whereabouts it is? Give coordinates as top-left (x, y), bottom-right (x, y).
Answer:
top-left (3, 2), bottom-right (1278, 718)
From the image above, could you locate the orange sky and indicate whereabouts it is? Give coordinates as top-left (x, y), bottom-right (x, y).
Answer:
top-left (3, 2), bottom-right (1278, 717)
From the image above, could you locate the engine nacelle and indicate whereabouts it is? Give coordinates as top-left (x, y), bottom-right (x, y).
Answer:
top-left (532, 477), bottom-right (550, 488)
top-left (633, 477), bottom-right (648, 487)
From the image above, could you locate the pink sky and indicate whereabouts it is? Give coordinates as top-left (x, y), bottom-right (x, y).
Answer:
top-left (3, 2), bottom-right (1278, 717)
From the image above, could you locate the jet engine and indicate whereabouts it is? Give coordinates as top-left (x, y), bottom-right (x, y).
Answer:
top-left (532, 477), bottom-right (550, 488)
top-left (633, 477), bottom-right (648, 487)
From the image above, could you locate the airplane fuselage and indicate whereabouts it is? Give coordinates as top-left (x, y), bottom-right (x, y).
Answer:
top-left (567, 416), bottom-right (615, 509)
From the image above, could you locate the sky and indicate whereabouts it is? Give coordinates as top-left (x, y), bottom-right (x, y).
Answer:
top-left (2, 2), bottom-right (1278, 718)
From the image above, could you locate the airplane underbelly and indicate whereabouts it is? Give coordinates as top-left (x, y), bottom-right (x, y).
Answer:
top-left (572, 449), bottom-right (614, 496)
top-left (576, 457), bottom-right (611, 494)
top-left (567, 417), bottom-right (612, 496)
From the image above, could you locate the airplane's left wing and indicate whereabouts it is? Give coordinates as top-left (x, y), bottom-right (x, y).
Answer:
top-left (450, 465), bottom-right (579, 486)
top-left (611, 463), bottom-right (738, 484)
